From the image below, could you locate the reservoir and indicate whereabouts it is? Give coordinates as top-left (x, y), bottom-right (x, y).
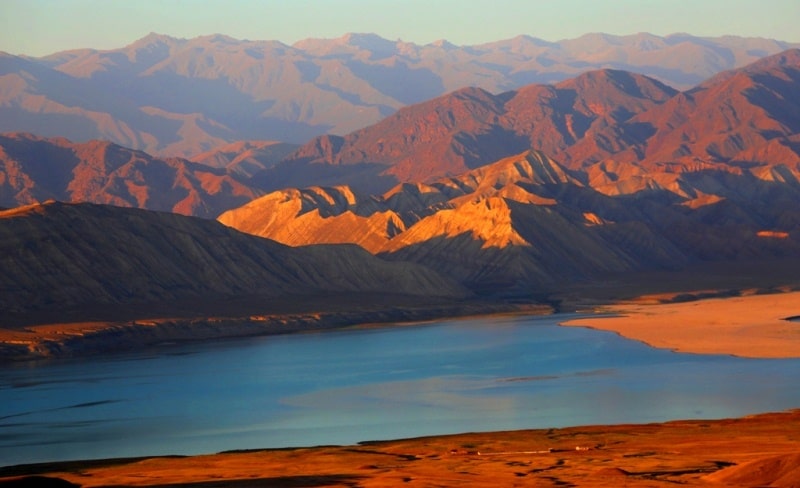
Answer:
top-left (2, 313), bottom-right (800, 467)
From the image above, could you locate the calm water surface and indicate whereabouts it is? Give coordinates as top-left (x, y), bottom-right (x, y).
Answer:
top-left (2, 314), bottom-right (800, 466)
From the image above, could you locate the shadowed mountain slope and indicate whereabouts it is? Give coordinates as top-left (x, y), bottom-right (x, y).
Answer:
top-left (1, 33), bottom-right (796, 156)
top-left (0, 201), bottom-right (466, 316)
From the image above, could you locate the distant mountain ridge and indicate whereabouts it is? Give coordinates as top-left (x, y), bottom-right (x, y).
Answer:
top-left (266, 50), bottom-right (800, 194)
top-left (3, 50), bottom-right (799, 219)
top-left (1, 32), bottom-right (796, 156)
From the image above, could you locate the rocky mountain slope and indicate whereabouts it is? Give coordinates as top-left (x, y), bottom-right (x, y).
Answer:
top-left (0, 200), bottom-right (466, 317)
top-left (1, 33), bottom-right (795, 156)
top-left (221, 147), bottom-right (800, 294)
top-left (0, 132), bottom-right (264, 217)
top-left (270, 69), bottom-right (677, 193)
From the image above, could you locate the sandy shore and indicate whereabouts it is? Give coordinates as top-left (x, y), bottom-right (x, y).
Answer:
top-left (562, 290), bottom-right (800, 358)
top-left (2, 409), bottom-right (798, 487)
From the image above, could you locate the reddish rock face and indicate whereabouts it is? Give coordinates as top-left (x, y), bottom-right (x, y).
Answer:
top-left (0, 133), bottom-right (263, 218)
top-left (568, 49), bottom-right (800, 170)
top-left (272, 50), bottom-right (799, 194)
top-left (276, 71), bottom-right (678, 192)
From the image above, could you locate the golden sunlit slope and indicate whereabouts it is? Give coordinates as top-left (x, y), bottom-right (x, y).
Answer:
top-left (221, 148), bottom-right (800, 295)
top-left (219, 151), bottom-right (575, 253)
top-left (218, 185), bottom-right (404, 251)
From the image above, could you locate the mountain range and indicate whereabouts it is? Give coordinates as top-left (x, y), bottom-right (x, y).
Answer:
top-left (220, 147), bottom-right (800, 295)
top-left (1, 32), bottom-right (797, 156)
top-left (269, 49), bottom-right (800, 194)
top-left (1, 41), bottom-right (800, 357)
top-left (4, 49), bottom-right (799, 214)
top-left (218, 49), bottom-right (800, 294)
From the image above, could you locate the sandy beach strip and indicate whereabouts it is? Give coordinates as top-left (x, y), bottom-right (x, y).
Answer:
top-left (561, 291), bottom-right (800, 358)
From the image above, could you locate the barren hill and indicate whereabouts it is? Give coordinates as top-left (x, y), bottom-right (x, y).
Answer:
top-left (564, 49), bottom-right (800, 168)
top-left (0, 200), bottom-right (466, 318)
top-left (0, 133), bottom-right (263, 217)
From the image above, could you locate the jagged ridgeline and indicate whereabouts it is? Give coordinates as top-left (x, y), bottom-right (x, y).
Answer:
top-left (0, 33), bottom-right (796, 156)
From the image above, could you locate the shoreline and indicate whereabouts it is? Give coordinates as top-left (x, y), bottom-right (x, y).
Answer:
top-left (561, 290), bottom-right (800, 358)
top-left (3, 409), bottom-right (798, 487)
top-left (4, 257), bottom-right (800, 363)
top-left (0, 302), bottom-right (551, 363)
top-left (3, 288), bottom-right (800, 362)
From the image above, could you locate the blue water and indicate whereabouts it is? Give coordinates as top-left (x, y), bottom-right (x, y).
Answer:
top-left (2, 313), bottom-right (799, 467)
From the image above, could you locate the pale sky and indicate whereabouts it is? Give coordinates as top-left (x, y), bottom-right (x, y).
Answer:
top-left (2, 0), bottom-right (798, 57)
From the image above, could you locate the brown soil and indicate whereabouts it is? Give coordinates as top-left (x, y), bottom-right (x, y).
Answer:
top-left (2, 410), bottom-right (799, 487)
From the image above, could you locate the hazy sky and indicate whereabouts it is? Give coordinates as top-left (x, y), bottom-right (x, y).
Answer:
top-left (2, 0), bottom-right (798, 56)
